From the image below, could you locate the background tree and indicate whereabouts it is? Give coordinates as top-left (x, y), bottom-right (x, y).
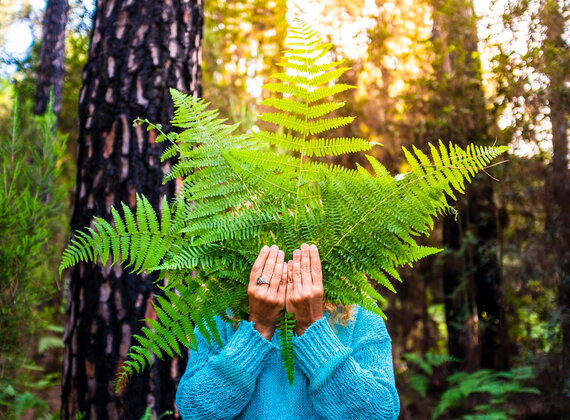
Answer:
top-left (34, 0), bottom-right (68, 115)
top-left (400, 0), bottom-right (506, 370)
top-left (61, 0), bottom-right (203, 418)
top-left (483, 0), bottom-right (568, 409)
top-left (540, 0), bottom-right (569, 394)
top-left (202, 0), bottom-right (287, 129)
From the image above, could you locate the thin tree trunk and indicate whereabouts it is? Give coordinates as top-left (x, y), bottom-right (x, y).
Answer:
top-left (61, 1), bottom-right (203, 418)
top-left (442, 212), bottom-right (475, 367)
top-left (469, 175), bottom-right (505, 369)
top-left (35, 0), bottom-right (68, 115)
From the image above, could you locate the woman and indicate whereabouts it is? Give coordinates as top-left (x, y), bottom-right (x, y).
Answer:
top-left (176, 244), bottom-right (400, 419)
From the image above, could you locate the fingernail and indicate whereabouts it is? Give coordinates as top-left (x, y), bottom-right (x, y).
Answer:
top-left (293, 250), bottom-right (300, 256)
top-left (310, 244), bottom-right (317, 251)
top-left (301, 243), bottom-right (309, 249)
top-left (278, 250), bottom-right (284, 257)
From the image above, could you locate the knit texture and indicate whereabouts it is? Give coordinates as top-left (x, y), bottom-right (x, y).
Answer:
top-left (176, 307), bottom-right (400, 419)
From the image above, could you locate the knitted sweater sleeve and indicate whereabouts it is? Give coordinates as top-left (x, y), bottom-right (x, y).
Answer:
top-left (176, 319), bottom-right (277, 420)
top-left (293, 308), bottom-right (400, 420)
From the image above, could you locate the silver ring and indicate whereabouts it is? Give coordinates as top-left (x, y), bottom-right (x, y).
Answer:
top-left (257, 276), bottom-right (269, 285)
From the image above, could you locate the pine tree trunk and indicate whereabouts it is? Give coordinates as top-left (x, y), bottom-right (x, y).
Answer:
top-left (61, 1), bottom-right (203, 418)
top-left (34, 0), bottom-right (69, 115)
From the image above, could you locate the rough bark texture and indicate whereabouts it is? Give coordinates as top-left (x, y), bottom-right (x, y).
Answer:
top-left (62, 1), bottom-right (203, 418)
top-left (431, 0), bottom-right (507, 370)
top-left (35, 0), bottom-right (69, 115)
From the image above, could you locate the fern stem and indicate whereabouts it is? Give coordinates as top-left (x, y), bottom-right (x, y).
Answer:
top-left (292, 21), bottom-right (315, 232)
top-left (293, 92), bottom-right (309, 232)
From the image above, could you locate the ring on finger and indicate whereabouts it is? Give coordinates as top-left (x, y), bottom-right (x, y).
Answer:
top-left (257, 276), bottom-right (269, 285)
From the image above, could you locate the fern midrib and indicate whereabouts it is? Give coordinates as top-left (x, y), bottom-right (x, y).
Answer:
top-left (64, 230), bottom-right (184, 268)
top-left (321, 150), bottom-right (498, 262)
top-left (294, 88), bottom-right (310, 231)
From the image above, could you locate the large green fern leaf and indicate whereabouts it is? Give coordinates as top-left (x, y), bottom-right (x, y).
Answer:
top-left (61, 18), bottom-right (508, 390)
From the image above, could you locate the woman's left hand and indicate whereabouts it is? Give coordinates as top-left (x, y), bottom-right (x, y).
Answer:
top-left (286, 243), bottom-right (324, 336)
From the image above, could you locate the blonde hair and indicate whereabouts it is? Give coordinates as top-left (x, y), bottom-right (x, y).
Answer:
top-left (323, 302), bottom-right (355, 329)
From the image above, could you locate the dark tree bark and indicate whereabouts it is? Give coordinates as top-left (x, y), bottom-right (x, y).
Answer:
top-left (431, 0), bottom-right (508, 370)
top-left (62, 1), bottom-right (203, 418)
top-left (35, 0), bottom-right (69, 115)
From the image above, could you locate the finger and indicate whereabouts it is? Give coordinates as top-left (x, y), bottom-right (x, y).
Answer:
top-left (260, 245), bottom-right (279, 285)
top-left (279, 261), bottom-right (288, 291)
top-left (293, 249), bottom-right (302, 291)
top-left (249, 245), bottom-right (270, 287)
top-left (277, 261), bottom-right (287, 304)
top-left (300, 243), bottom-right (311, 290)
top-left (286, 260), bottom-right (293, 309)
top-left (287, 260), bottom-right (293, 285)
top-left (270, 250), bottom-right (285, 295)
top-left (309, 244), bottom-right (323, 287)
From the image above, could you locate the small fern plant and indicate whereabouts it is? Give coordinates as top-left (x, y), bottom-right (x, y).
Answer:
top-left (60, 20), bottom-right (508, 390)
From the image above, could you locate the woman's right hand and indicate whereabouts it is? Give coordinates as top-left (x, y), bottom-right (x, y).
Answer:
top-left (248, 245), bottom-right (287, 340)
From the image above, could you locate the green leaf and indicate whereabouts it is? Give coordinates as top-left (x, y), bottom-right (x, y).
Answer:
top-left (60, 19), bottom-right (509, 392)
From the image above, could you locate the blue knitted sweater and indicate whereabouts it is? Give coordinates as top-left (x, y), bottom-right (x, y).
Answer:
top-left (176, 306), bottom-right (400, 419)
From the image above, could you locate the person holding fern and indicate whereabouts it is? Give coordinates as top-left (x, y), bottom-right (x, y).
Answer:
top-left (175, 243), bottom-right (400, 419)
top-left (59, 21), bottom-right (507, 414)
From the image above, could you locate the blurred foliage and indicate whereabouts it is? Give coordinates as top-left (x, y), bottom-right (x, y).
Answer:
top-left (398, 353), bottom-right (539, 419)
top-left (58, 28), bottom-right (89, 145)
top-left (139, 406), bottom-right (173, 420)
top-left (434, 366), bottom-right (539, 419)
top-left (202, 0), bottom-right (288, 130)
top-left (0, 95), bottom-right (68, 419)
top-left (402, 353), bottom-right (459, 397)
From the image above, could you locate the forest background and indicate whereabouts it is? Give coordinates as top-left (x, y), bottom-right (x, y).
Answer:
top-left (0, 0), bottom-right (568, 419)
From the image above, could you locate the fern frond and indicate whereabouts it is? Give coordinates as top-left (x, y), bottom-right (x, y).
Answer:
top-left (318, 141), bottom-right (508, 296)
top-left (276, 59), bottom-right (344, 75)
top-left (59, 194), bottom-right (176, 275)
top-left (271, 67), bottom-right (350, 87)
top-left (64, 19), bottom-right (509, 391)
top-left (277, 312), bottom-right (295, 386)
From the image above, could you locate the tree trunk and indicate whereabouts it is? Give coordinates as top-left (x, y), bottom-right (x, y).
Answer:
top-left (469, 175), bottom-right (505, 369)
top-left (442, 210), bottom-right (476, 367)
top-left (542, 0), bottom-right (570, 396)
top-left (431, 0), bottom-right (507, 370)
top-left (35, 0), bottom-right (69, 115)
top-left (61, 1), bottom-right (203, 418)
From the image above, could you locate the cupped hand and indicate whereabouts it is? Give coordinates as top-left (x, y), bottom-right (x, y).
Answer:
top-left (286, 243), bottom-right (324, 336)
top-left (248, 245), bottom-right (287, 340)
